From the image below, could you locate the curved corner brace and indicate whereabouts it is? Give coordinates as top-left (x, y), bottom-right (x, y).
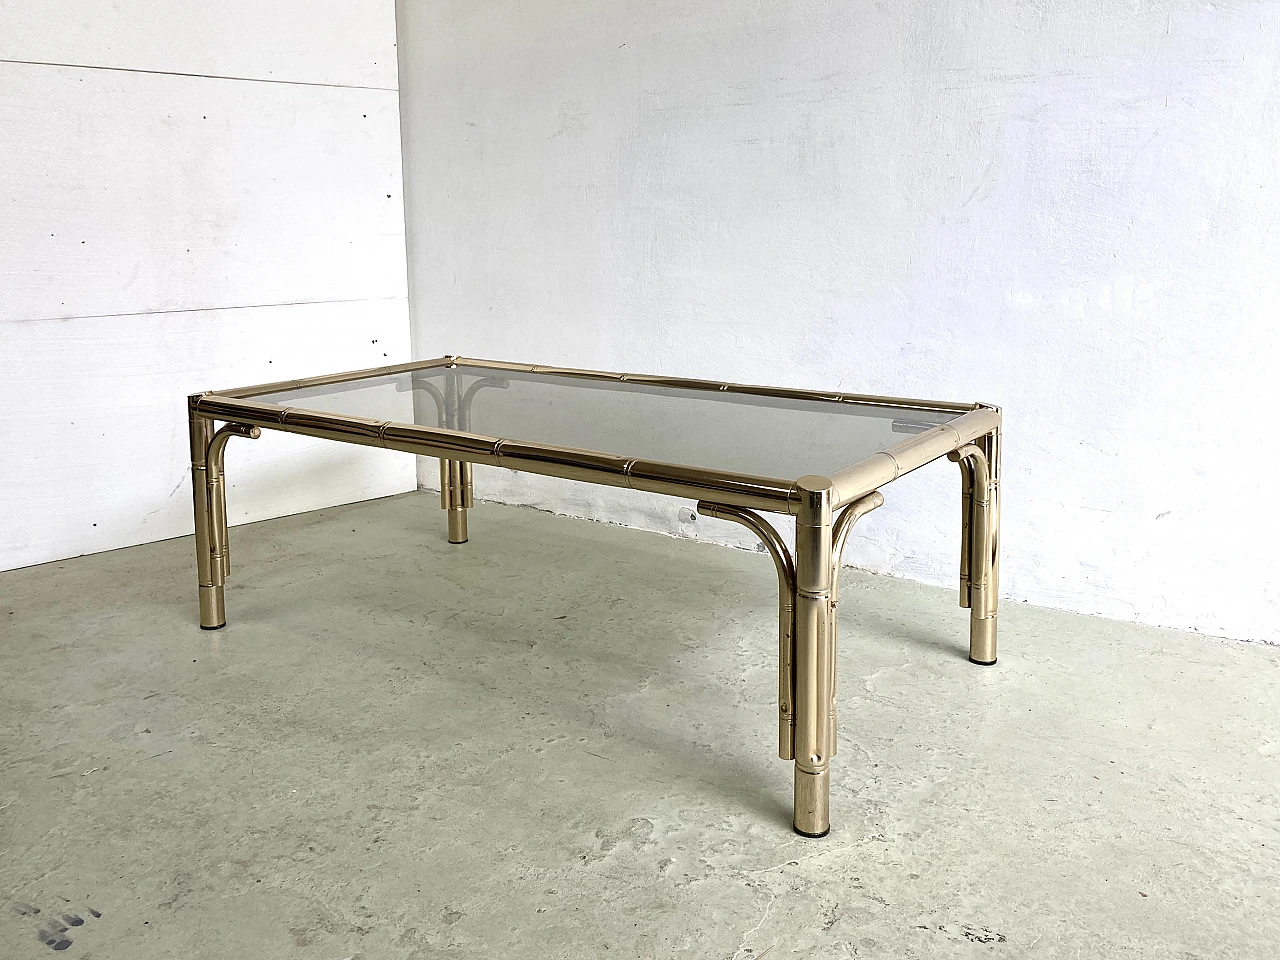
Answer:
top-left (428, 376), bottom-right (510, 526)
top-left (459, 377), bottom-right (510, 431)
top-left (416, 373), bottom-right (511, 431)
top-left (208, 422), bottom-right (261, 464)
top-left (827, 491), bottom-right (884, 756)
top-left (951, 454), bottom-right (976, 607)
top-left (415, 380), bottom-right (448, 427)
top-left (207, 423), bottom-right (261, 581)
top-left (696, 501), bottom-right (797, 761)
top-left (830, 491), bottom-right (885, 604)
top-left (948, 441), bottom-right (998, 663)
top-left (948, 443), bottom-right (991, 616)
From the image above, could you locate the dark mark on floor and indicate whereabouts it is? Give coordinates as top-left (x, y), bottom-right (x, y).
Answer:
top-left (14, 899), bottom-right (103, 951)
top-left (962, 925), bottom-right (1007, 944)
top-left (36, 927), bottom-right (72, 950)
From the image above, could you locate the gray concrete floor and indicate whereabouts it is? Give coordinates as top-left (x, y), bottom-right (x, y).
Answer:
top-left (1, 491), bottom-right (1277, 959)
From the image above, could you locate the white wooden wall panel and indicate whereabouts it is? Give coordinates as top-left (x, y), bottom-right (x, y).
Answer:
top-left (2, 2), bottom-right (413, 573)
top-left (0, 62), bottom-right (405, 323)
top-left (0, 301), bottom-right (415, 570)
top-left (0, 1), bottom-right (397, 87)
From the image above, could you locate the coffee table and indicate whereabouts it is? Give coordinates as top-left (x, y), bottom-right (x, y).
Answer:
top-left (188, 356), bottom-right (1002, 837)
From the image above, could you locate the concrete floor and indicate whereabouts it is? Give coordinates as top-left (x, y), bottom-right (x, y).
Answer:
top-left (1, 491), bottom-right (1277, 959)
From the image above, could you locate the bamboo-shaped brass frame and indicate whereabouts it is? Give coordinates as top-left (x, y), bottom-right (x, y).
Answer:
top-left (410, 368), bottom-right (509, 544)
top-left (187, 356), bottom-right (1002, 835)
top-left (698, 488), bottom-right (882, 837)
top-left (949, 436), bottom-right (1001, 664)
top-left (188, 397), bottom-right (260, 629)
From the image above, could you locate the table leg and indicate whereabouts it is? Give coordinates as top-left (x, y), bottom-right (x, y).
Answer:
top-left (189, 405), bottom-right (222, 629)
top-left (792, 476), bottom-right (835, 837)
top-left (949, 438), bottom-right (999, 665)
top-left (973, 428), bottom-right (1000, 664)
top-left (441, 458), bottom-right (470, 544)
top-left (190, 407), bottom-right (261, 630)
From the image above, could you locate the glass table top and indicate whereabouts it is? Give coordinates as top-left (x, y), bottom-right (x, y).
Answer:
top-left (239, 361), bottom-right (969, 482)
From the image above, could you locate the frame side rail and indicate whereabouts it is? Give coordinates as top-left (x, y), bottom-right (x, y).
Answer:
top-left (828, 406), bottom-right (1001, 507)
top-left (191, 395), bottom-right (800, 513)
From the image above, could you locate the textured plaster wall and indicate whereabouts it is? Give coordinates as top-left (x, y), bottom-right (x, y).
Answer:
top-left (397, 1), bottom-right (1280, 644)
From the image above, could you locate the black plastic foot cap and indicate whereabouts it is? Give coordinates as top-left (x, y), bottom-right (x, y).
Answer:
top-left (200, 623), bottom-right (226, 631)
top-left (793, 825), bottom-right (830, 839)
top-left (969, 656), bottom-right (996, 666)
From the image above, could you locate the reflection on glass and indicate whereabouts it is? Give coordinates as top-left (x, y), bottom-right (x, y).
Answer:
top-left (255, 364), bottom-right (963, 481)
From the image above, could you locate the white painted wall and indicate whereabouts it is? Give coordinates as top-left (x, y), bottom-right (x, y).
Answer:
top-left (1, 1), bottom-right (415, 571)
top-left (398, 0), bottom-right (1280, 644)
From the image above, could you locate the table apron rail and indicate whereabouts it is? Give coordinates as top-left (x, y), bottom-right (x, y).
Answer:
top-left (191, 396), bottom-right (800, 514)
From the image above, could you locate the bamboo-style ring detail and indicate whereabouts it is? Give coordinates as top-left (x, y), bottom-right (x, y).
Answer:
top-left (949, 443), bottom-right (998, 664)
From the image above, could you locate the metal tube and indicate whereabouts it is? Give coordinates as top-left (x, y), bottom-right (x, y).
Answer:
top-left (445, 357), bottom-right (979, 414)
top-left (456, 377), bottom-right (507, 512)
top-left (214, 357), bottom-right (454, 399)
top-left (977, 426), bottom-right (1001, 662)
top-left (194, 395), bottom-right (802, 514)
top-left (828, 407), bottom-right (1001, 508)
top-left (439, 366), bottom-right (470, 542)
top-left (442, 459), bottom-right (468, 543)
top-left (207, 423), bottom-right (261, 579)
top-left (827, 491), bottom-right (885, 756)
top-left (792, 476), bottom-right (834, 838)
top-left (956, 457), bottom-right (974, 608)
top-left (983, 424), bottom-right (1002, 608)
top-left (696, 502), bottom-right (796, 760)
top-left (188, 402), bottom-right (222, 629)
top-left (949, 443), bottom-right (997, 664)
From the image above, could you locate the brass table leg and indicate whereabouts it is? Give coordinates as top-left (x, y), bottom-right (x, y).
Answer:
top-left (949, 434), bottom-right (999, 665)
top-left (189, 404), bottom-right (221, 629)
top-left (440, 458), bottom-right (471, 544)
top-left (792, 476), bottom-right (835, 837)
top-left (189, 400), bottom-right (259, 630)
top-left (416, 366), bottom-right (507, 545)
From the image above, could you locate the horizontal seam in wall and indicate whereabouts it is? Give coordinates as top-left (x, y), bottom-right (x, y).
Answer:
top-left (0, 58), bottom-right (397, 92)
top-left (10, 296), bottom-right (405, 325)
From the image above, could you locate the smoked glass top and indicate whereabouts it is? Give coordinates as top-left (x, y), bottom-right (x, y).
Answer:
top-left (246, 362), bottom-right (967, 481)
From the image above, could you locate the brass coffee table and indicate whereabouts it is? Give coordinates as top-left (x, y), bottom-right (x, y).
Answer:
top-left (188, 356), bottom-right (1002, 837)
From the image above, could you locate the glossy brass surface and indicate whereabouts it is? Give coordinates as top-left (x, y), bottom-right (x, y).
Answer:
top-left (441, 459), bottom-right (469, 544)
top-left (189, 405), bottom-right (219, 629)
top-left (188, 400), bottom-right (261, 629)
top-left (828, 406), bottom-right (1001, 508)
top-left (207, 423), bottom-right (261, 579)
top-left (216, 357), bottom-right (453, 399)
top-left (982, 422), bottom-right (1002, 611)
top-left (828, 491), bottom-right (885, 755)
top-left (956, 457), bottom-right (975, 608)
top-left (449, 357), bottom-right (977, 414)
top-left (949, 440), bottom-right (998, 664)
top-left (792, 476), bottom-right (834, 837)
top-left (188, 357), bottom-right (1004, 839)
top-left (696, 502), bottom-right (797, 760)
